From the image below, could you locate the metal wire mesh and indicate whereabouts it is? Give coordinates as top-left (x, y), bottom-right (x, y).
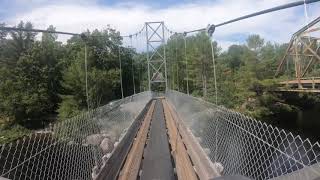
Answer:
top-left (0, 91), bottom-right (152, 180)
top-left (166, 90), bottom-right (320, 180)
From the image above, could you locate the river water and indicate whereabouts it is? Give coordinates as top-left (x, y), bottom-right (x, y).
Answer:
top-left (266, 103), bottom-right (320, 143)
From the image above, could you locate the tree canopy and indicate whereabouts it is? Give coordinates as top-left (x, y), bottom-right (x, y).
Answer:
top-left (0, 22), bottom-right (140, 143)
top-left (0, 21), bottom-right (310, 143)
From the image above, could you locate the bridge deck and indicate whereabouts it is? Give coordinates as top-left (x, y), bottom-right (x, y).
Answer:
top-left (140, 100), bottom-right (175, 180)
top-left (97, 97), bottom-right (219, 180)
top-left (278, 77), bottom-right (320, 92)
top-left (279, 78), bottom-right (320, 85)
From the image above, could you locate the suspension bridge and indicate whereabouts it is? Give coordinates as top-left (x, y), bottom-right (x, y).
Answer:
top-left (1, 0), bottom-right (320, 180)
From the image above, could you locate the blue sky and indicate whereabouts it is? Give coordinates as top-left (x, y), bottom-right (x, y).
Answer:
top-left (0, 0), bottom-right (198, 18)
top-left (1, 0), bottom-right (320, 49)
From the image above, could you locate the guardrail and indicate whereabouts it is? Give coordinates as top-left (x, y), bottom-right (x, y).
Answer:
top-left (0, 91), bottom-right (152, 180)
top-left (166, 90), bottom-right (320, 180)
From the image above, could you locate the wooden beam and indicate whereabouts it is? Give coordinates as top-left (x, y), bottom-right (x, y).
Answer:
top-left (302, 45), bottom-right (320, 77)
top-left (275, 37), bottom-right (294, 76)
top-left (302, 39), bottom-right (316, 54)
top-left (277, 89), bottom-right (320, 93)
top-left (299, 37), bottom-right (320, 62)
top-left (164, 100), bottom-right (221, 180)
top-left (289, 53), bottom-right (317, 56)
top-left (162, 99), bottom-right (198, 180)
top-left (94, 100), bottom-right (153, 180)
top-left (118, 100), bottom-right (156, 180)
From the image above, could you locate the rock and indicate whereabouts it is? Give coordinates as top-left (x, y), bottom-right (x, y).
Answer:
top-left (100, 137), bottom-right (114, 154)
top-left (86, 134), bottom-right (103, 145)
top-left (213, 162), bottom-right (224, 174)
top-left (100, 131), bottom-right (117, 141)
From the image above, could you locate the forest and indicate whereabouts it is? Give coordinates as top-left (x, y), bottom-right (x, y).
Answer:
top-left (0, 21), bottom-right (319, 143)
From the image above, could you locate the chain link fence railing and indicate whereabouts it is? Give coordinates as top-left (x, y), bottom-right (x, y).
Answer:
top-left (166, 90), bottom-right (320, 180)
top-left (0, 91), bottom-right (152, 180)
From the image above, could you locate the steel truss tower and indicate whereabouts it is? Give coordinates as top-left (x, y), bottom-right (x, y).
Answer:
top-left (145, 22), bottom-right (167, 91)
top-left (276, 16), bottom-right (320, 81)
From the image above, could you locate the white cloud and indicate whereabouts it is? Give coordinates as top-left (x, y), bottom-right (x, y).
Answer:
top-left (4, 0), bottom-right (320, 50)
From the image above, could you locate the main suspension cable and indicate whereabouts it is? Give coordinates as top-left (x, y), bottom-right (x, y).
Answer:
top-left (0, 24), bottom-right (146, 39)
top-left (2, 0), bottom-right (319, 37)
top-left (181, 0), bottom-right (320, 35)
top-left (0, 26), bottom-right (80, 36)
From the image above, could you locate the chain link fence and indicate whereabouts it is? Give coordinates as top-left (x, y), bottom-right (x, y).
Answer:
top-left (166, 90), bottom-right (320, 180)
top-left (0, 91), bottom-right (152, 180)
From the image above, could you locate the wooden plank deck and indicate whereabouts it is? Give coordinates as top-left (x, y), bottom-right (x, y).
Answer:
top-left (162, 99), bottom-right (198, 180)
top-left (118, 100), bottom-right (156, 180)
top-left (165, 99), bottom-right (221, 180)
top-left (278, 78), bottom-right (320, 93)
top-left (140, 100), bottom-right (175, 180)
top-left (110, 98), bottom-right (219, 180)
top-left (95, 100), bottom-right (154, 180)
top-left (279, 79), bottom-right (320, 85)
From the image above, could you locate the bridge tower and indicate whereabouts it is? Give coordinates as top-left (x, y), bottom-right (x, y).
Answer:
top-left (145, 22), bottom-right (167, 91)
top-left (275, 16), bottom-right (320, 92)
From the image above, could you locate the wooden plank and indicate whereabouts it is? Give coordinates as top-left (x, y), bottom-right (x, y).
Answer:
top-left (140, 100), bottom-right (175, 180)
top-left (277, 89), bottom-right (320, 93)
top-left (118, 100), bottom-right (156, 180)
top-left (94, 100), bottom-right (153, 180)
top-left (162, 99), bottom-right (198, 180)
top-left (279, 79), bottom-right (320, 84)
top-left (165, 99), bottom-right (221, 180)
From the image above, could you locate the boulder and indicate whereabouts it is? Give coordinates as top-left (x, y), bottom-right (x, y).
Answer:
top-left (85, 134), bottom-right (103, 145)
top-left (100, 137), bottom-right (114, 154)
top-left (213, 162), bottom-right (224, 174)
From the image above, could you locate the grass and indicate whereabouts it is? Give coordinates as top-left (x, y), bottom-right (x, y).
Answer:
top-left (0, 124), bottom-right (31, 144)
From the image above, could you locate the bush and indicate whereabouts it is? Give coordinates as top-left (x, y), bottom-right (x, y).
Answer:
top-left (0, 125), bottom-right (31, 144)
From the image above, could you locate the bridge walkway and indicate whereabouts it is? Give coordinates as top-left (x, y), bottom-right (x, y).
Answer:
top-left (101, 98), bottom-right (218, 180)
top-left (140, 99), bottom-right (175, 180)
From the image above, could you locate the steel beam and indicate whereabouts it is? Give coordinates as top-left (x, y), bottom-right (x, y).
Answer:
top-left (145, 22), bottom-right (167, 91)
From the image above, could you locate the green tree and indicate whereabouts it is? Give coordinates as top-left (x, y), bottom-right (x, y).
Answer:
top-left (0, 42), bottom-right (51, 125)
top-left (9, 21), bottom-right (36, 60)
top-left (58, 28), bottom-right (133, 118)
top-left (246, 34), bottom-right (264, 52)
top-left (0, 23), bottom-right (7, 40)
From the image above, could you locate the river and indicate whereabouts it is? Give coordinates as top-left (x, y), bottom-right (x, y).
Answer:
top-left (266, 98), bottom-right (320, 143)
